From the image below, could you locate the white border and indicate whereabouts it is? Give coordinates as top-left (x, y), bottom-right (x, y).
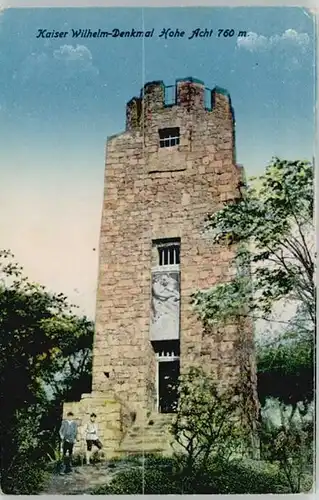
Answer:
top-left (0, 0), bottom-right (318, 7)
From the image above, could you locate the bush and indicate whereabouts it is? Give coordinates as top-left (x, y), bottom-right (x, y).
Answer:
top-left (259, 404), bottom-right (314, 492)
top-left (144, 454), bottom-right (176, 471)
top-left (1, 456), bottom-right (49, 495)
top-left (143, 467), bottom-right (182, 494)
top-left (191, 458), bottom-right (287, 494)
top-left (93, 467), bottom-right (142, 494)
top-left (171, 367), bottom-right (248, 472)
top-left (92, 457), bottom-right (289, 495)
top-left (108, 454), bottom-right (142, 467)
top-left (93, 466), bottom-right (182, 494)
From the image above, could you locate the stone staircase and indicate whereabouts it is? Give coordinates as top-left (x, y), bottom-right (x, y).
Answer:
top-left (116, 412), bottom-right (174, 456)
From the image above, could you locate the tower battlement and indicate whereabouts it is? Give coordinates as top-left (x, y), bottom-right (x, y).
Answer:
top-left (126, 77), bottom-right (234, 131)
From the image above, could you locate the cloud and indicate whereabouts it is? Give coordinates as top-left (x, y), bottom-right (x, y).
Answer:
top-left (53, 44), bottom-right (93, 62)
top-left (270, 29), bottom-right (310, 50)
top-left (53, 44), bottom-right (99, 75)
top-left (237, 32), bottom-right (268, 52)
top-left (20, 44), bottom-right (99, 84)
top-left (237, 29), bottom-right (310, 52)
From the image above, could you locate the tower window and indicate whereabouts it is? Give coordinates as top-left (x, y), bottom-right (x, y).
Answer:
top-left (152, 238), bottom-right (181, 267)
top-left (158, 243), bottom-right (180, 266)
top-left (158, 127), bottom-right (180, 148)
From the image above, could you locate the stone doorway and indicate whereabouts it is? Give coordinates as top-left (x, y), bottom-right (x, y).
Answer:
top-left (157, 359), bottom-right (180, 413)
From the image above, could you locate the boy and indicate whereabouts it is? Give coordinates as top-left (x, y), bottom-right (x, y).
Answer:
top-left (85, 413), bottom-right (103, 465)
top-left (59, 411), bottom-right (78, 474)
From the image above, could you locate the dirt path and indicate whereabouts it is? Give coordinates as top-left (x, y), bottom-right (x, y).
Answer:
top-left (41, 461), bottom-right (140, 495)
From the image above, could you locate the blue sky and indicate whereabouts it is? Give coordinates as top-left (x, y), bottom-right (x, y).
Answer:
top-left (0, 7), bottom-right (315, 318)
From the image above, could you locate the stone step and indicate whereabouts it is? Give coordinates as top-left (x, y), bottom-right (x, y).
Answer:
top-left (125, 426), bottom-right (171, 436)
top-left (145, 424), bottom-right (171, 429)
top-left (127, 427), bottom-right (170, 434)
top-left (122, 436), bottom-right (171, 444)
top-left (128, 427), bottom-right (169, 434)
top-left (120, 442), bottom-right (168, 450)
top-left (117, 413), bottom-right (174, 455)
top-left (119, 439), bottom-right (172, 449)
top-left (117, 440), bottom-right (170, 450)
top-left (119, 439), bottom-right (171, 451)
top-left (124, 436), bottom-right (169, 443)
top-left (127, 425), bottom-right (168, 431)
top-left (128, 429), bottom-right (168, 435)
top-left (123, 435), bottom-right (170, 444)
top-left (147, 415), bottom-right (174, 421)
top-left (121, 436), bottom-right (171, 447)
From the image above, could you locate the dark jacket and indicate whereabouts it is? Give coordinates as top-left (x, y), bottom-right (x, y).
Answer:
top-left (59, 419), bottom-right (78, 443)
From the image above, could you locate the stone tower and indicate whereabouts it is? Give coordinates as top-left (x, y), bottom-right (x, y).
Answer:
top-left (63, 77), bottom-right (258, 457)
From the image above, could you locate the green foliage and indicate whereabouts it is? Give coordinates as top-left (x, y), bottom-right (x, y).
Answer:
top-left (170, 366), bottom-right (247, 474)
top-left (259, 404), bottom-right (314, 493)
top-left (184, 458), bottom-right (287, 494)
top-left (167, 365), bottom-right (312, 494)
top-left (92, 466), bottom-right (181, 495)
top-left (92, 458), bottom-right (289, 495)
top-left (0, 250), bottom-right (94, 492)
top-left (192, 158), bottom-right (314, 324)
top-left (92, 449), bottom-right (311, 494)
top-left (0, 250), bottom-right (93, 402)
top-left (1, 454), bottom-right (49, 494)
top-left (143, 454), bottom-right (176, 470)
top-left (192, 251), bottom-right (252, 324)
top-left (257, 329), bottom-right (314, 407)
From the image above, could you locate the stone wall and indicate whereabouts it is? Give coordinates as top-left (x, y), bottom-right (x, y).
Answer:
top-left (91, 77), bottom-right (258, 422)
top-left (62, 392), bottom-right (123, 459)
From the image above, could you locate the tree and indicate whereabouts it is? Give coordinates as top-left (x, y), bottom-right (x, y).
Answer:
top-left (259, 402), bottom-right (314, 492)
top-left (191, 158), bottom-right (315, 411)
top-left (257, 314), bottom-right (314, 410)
top-left (192, 158), bottom-right (314, 327)
top-left (170, 366), bottom-right (246, 478)
top-left (0, 249), bottom-right (93, 493)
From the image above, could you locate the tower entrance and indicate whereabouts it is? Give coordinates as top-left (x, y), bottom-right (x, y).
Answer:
top-left (154, 341), bottom-right (180, 413)
top-left (158, 359), bottom-right (180, 413)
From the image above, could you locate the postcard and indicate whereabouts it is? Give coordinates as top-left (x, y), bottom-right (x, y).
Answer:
top-left (0, 3), bottom-right (316, 496)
